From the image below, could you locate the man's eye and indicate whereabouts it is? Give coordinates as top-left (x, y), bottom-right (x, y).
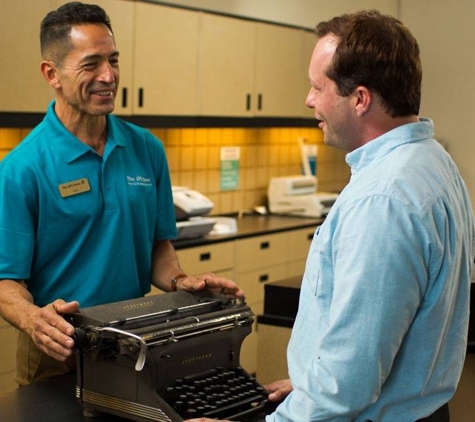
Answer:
top-left (82, 62), bottom-right (97, 69)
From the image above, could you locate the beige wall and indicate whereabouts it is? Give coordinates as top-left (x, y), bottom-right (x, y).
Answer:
top-left (400, 0), bottom-right (475, 210)
top-left (157, 0), bottom-right (398, 27)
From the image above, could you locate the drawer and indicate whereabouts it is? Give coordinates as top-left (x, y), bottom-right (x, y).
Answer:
top-left (288, 226), bottom-right (317, 262)
top-left (235, 233), bottom-right (288, 272)
top-left (237, 263), bottom-right (289, 304)
top-left (0, 326), bottom-right (17, 373)
top-left (177, 241), bottom-right (234, 275)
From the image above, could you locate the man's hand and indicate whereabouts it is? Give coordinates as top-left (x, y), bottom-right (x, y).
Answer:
top-left (27, 299), bottom-right (79, 361)
top-left (175, 273), bottom-right (245, 298)
top-left (265, 378), bottom-right (293, 402)
top-left (184, 419), bottom-right (230, 422)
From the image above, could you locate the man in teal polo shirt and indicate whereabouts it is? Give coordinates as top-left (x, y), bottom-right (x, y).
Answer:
top-left (0, 2), bottom-right (244, 386)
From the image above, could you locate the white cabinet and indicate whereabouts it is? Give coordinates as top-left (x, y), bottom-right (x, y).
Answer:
top-left (300, 30), bottom-right (318, 118)
top-left (235, 232), bottom-right (290, 374)
top-left (2, 1), bottom-right (314, 118)
top-left (0, 0), bottom-right (55, 112)
top-left (254, 23), bottom-right (308, 117)
top-left (198, 14), bottom-right (255, 117)
top-left (132, 3), bottom-right (200, 115)
top-left (199, 13), bottom-right (311, 117)
top-left (288, 226), bottom-right (316, 276)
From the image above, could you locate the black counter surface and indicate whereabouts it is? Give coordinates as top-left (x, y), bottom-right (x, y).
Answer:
top-left (171, 213), bottom-right (322, 249)
top-left (0, 373), bottom-right (128, 422)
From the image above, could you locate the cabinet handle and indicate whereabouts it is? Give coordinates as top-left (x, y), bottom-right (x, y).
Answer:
top-left (257, 93), bottom-right (263, 110)
top-left (307, 233), bottom-right (314, 241)
top-left (200, 252), bottom-right (211, 261)
top-left (260, 241), bottom-right (269, 250)
top-left (138, 88), bottom-right (144, 108)
top-left (259, 274), bottom-right (269, 283)
top-left (121, 87), bottom-right (128, 108)
top-left (246, 94), bottom-right (251, 111)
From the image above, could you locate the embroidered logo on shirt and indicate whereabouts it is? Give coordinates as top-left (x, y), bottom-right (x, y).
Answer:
top-left (127, 175), bottom-right (152, 187)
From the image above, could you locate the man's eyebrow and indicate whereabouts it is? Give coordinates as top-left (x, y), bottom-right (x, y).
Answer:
top-left (81, 51), bottom-right (120, 61)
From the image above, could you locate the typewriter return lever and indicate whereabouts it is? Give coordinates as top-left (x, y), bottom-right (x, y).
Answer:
top-left (97, 326), bottom-right (147, 371)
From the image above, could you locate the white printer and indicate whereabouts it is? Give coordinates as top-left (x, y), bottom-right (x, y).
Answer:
top-left (172, 187), bottom-right (216, 239)
top-left (267, 175), bottom-right (338, 218)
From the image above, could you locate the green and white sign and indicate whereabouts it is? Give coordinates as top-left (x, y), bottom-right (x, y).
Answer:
top-left (220, 146), bottom-right (240, 191)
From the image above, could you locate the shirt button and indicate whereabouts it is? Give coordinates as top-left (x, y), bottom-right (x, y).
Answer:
top-left (105, 183), bottom-right (111, 189)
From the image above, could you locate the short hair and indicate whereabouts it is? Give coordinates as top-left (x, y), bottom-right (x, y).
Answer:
top-left (40, 1), bottom-right (113, 64)
top-left (315, 10), bottom-right (422, 117)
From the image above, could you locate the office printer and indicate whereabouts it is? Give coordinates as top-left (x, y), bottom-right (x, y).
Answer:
top-left (172, 186), bottom-right (216, 239)
top-left (267, 175), bottom-right (338, 218)
top-left (65, 291), bottom-right (275, 422)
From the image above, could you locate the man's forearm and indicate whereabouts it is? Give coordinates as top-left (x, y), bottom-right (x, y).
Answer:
top-left (0, 279), bottom-right (37, 334)
top-left (151, 240), bottom-right (185, 292)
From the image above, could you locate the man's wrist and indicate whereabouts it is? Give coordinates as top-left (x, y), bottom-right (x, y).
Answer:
top-left (170, 273), bottom-right (188, 291)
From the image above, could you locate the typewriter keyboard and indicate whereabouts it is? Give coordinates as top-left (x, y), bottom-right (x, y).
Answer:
top-left (163, 366), bottom-right (273, 421)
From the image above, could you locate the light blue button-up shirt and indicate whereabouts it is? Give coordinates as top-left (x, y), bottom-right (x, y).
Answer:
top-left (268, 119), bottom-right (475, 421)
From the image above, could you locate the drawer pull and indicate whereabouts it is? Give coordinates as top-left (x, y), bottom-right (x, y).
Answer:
top-left (259, 274), bottom-right (269, 283)
top-left (200, 252), bottom-right (211, 261)
top-left (260, 241), bottom-right (270, 250)
top-left (307, 233), bottom-right (314, 241)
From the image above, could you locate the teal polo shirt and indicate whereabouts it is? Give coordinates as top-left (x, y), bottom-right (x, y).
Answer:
top-left (0, 101), bottom-right (177, 307)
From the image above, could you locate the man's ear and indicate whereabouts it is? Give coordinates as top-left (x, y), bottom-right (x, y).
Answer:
top-left (40, 60), bottom-right (61, 89)
top-left (353, 86), bottom-right (372, 116)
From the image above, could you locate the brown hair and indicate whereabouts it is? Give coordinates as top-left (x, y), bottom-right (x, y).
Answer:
top-left (316, 10), bottom-right (422, 117)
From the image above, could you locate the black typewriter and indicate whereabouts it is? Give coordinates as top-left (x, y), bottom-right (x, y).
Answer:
top-left (65, 290), bottom-right (276, 422)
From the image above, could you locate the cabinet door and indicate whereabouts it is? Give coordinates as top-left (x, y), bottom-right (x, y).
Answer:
top-left (0, 0), bottom-right (55, 112)
top-left (133, 3), bottom-right (200, 115)
top-left (300, 31), bottom-right (317, 118)
top-left (92, 0), bottom-right (134, 115)
top-left (254, 24), bottom-right (307, 117)
top-left (198, 13), bottom-right (255, 117)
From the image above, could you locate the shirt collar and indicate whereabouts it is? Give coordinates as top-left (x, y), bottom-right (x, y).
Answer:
top-left (44, 101), bottom-right (128, 164)
top-left (345, 118), bottom-right (434, 172)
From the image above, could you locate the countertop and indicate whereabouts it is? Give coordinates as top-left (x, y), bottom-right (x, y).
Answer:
top-left (0, 373), bottom-right (128, 422)
top-left (172, 213), bottom-right (323, 249)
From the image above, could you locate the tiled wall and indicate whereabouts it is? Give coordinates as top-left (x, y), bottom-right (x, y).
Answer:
top-left (0, 126), bottom-right (350, 215)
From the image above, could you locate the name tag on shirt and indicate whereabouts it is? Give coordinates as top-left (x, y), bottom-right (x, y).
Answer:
top-left (58, 178), bottom-right (91, 198)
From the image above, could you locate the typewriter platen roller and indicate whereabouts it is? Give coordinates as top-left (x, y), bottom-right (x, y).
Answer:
top-left (65, 290), bottom-right (276, 421)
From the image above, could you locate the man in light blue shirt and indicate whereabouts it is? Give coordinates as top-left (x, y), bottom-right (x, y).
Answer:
top-left (187, 10), bottom-right (475, 422)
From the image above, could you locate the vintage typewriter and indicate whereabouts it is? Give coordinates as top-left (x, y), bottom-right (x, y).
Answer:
top-left (65, 290), bottom-right (276, 422)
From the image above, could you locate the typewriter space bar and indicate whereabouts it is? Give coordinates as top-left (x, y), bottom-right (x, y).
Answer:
top-left (203, 394), bottom-right (268, 419)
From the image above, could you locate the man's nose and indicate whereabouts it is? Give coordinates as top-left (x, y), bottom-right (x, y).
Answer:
top-left (98, 62), bottom-right (116, 83)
